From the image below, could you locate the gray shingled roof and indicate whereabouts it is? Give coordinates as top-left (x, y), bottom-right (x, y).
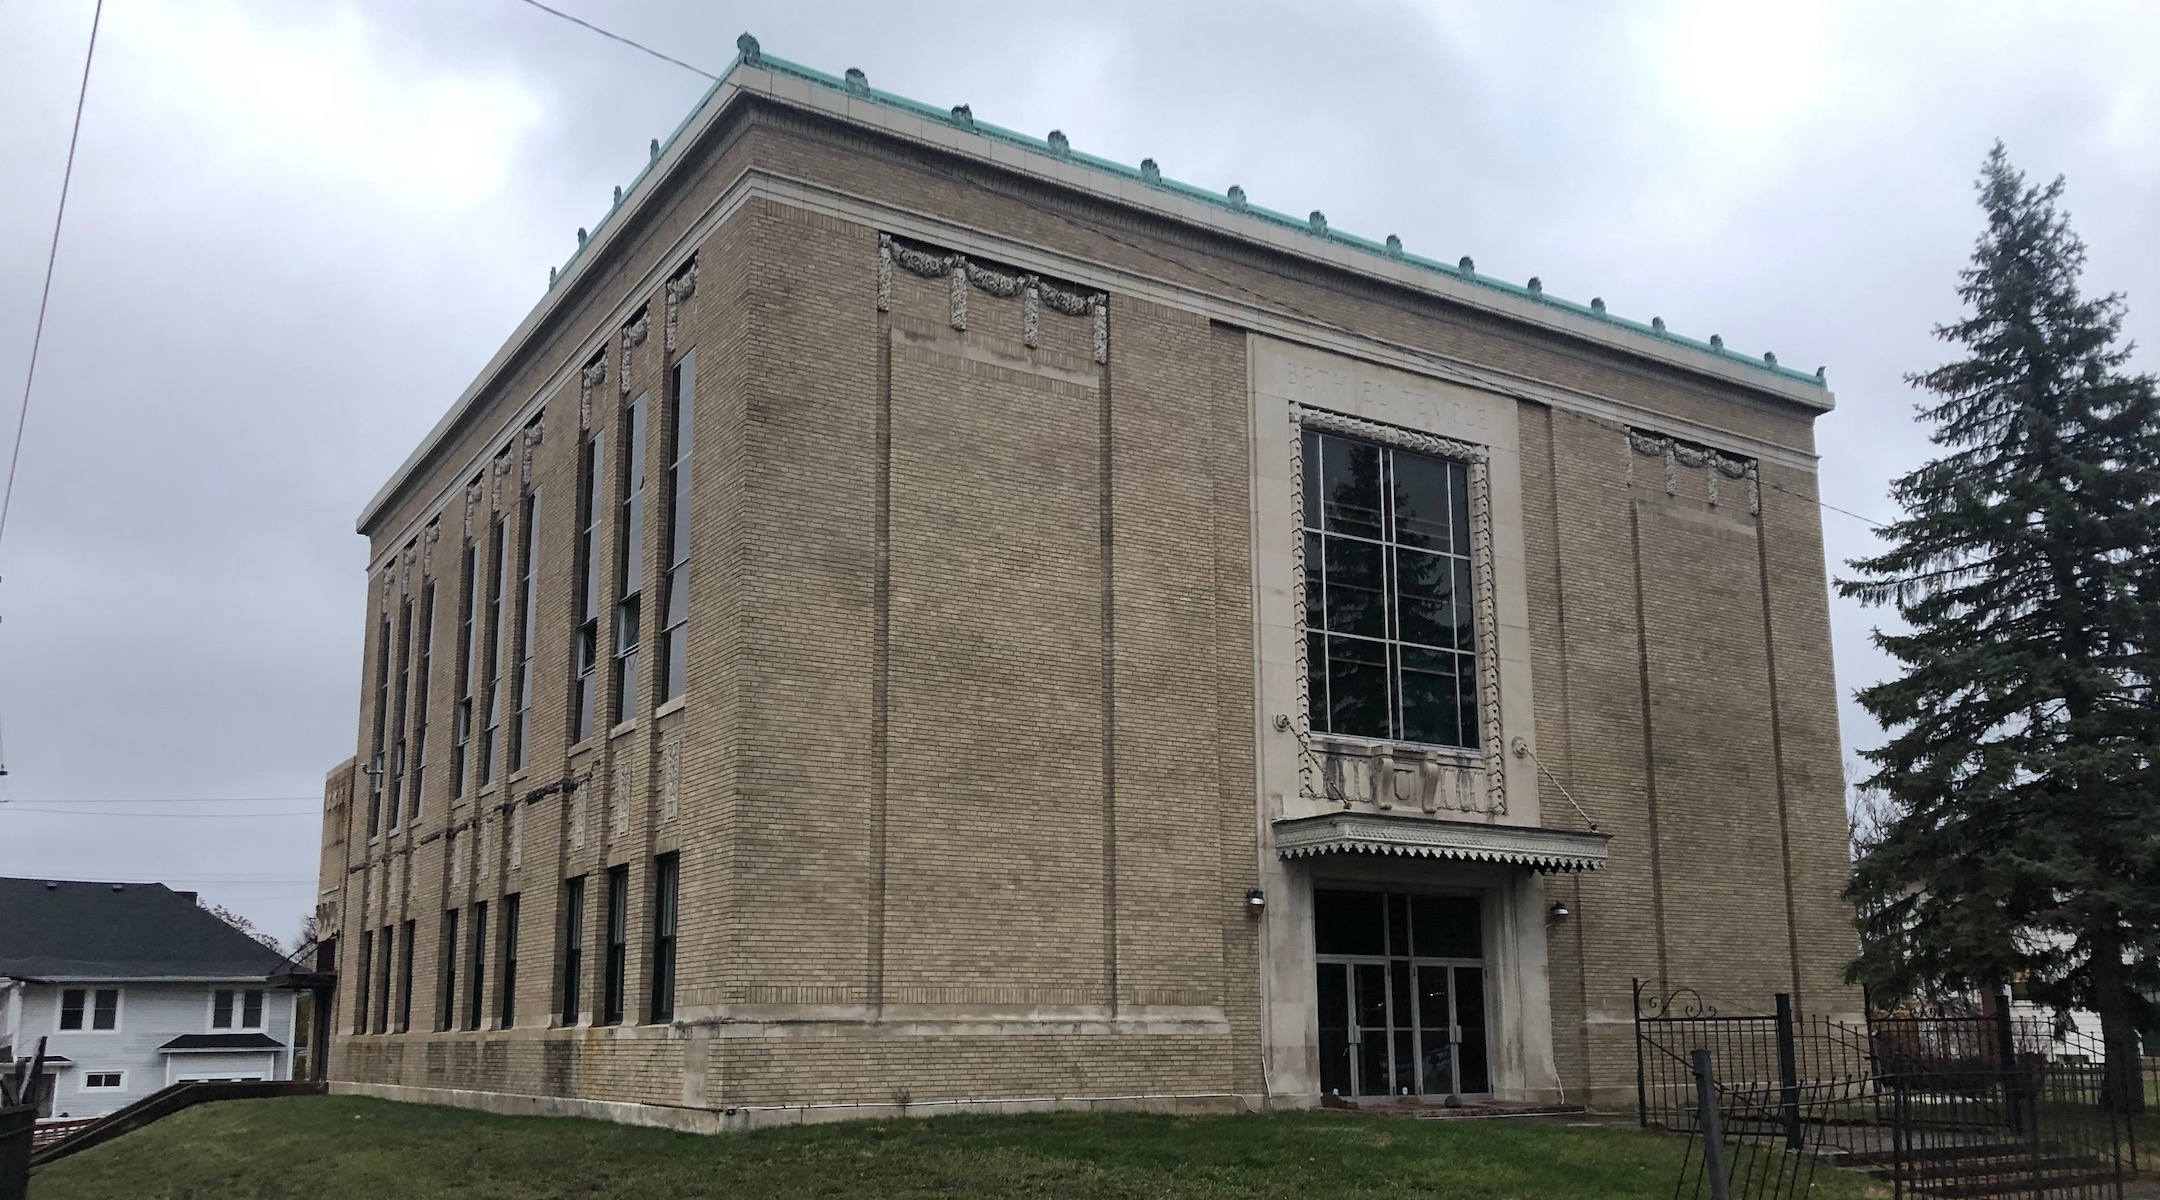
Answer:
top-left (0, 878), bottom-right (289, 982)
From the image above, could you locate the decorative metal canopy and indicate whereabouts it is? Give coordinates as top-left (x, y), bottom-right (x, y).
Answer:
top-left (1274, 812), bottom-right (1610, 873)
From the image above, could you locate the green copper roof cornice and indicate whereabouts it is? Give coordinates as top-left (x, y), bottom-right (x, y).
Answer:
top-left (546, 33), bottom-right (1827, 391)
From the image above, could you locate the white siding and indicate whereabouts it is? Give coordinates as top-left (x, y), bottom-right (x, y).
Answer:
top-left (14, 981), bottom-right (295, 1118)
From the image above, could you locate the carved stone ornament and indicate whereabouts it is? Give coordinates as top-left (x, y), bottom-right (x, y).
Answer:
top-left (570, 781), bottom-right (588, 850)
top-left (422, 521), bottom-right (440, 573)
top-left (462, 482), bottom-right (482, 539)
top-left (877, 234), bottom-right (1107, 363)
top-left (579, 354), bottom-right (607, 431)
top-left (661, 738), bottom-right (681, 821)
top-left (1626, 428), bottom-right (1759, 515)
top-left (449, 829), bottom-right (464, 888)
top-left (520, 423), bottom-right (544, 487)
top-left (399, 543), bottom-right (415, 595)
top-left (612, 758), bottom-right (632, 838)
top-left (664, 258), bottom-right (699, 353)
top-left (478, 814), bottom-right (494, 879)
top-left (619, 310), bottom-right (651, 398)
top-left (1288, 404), bottom-right (1506, 815)
top-left (491, 454), bottom-right (512, 511)
top-left (509, 803), bottom-right (525, 871)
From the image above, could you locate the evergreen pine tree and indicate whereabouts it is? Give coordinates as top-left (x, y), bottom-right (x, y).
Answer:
top-left (1844, 143), bottom-right (2160, 1110)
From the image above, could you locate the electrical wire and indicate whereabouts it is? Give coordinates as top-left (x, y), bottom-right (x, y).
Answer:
top-left (0, 0), bottom-right (103, 557)
top-left (0, 807), bottom-right (317, 818)
top-left (4, 794), bottom-right (318, 805)
top-left (508, 0), bottom-right (715, 80)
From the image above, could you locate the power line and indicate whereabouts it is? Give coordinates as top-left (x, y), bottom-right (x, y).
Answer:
top-left (0, 807), bottom-right (316, 818)
top-left (0, 0), bottom-right (103, 556)
top-left (3, 795), bottom-right (319, 806)
top-left (508, 0), bottom-right (716, 81)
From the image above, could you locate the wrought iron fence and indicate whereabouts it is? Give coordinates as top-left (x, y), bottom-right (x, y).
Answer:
top-left (1635, 982), bottom-right (2128, 1200)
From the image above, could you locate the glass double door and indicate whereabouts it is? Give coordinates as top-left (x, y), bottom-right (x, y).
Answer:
top-left (1314, 888), bottom-right (1490, 1099)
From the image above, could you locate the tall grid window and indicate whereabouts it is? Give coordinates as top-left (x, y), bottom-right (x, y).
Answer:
top-left (601, 865), bottom-right (629, 1025)
top-left (510, 490), bottom-right (540, 771)
top-left (561, 876), bottom-right (585, 1025)
top-left (499, 893), bottom-right (521, 1028)
top-left (386, 596), bottom-right (412, 831)
top-left (354, 932), bottom-right (373, 1034)
top-left (373, 925), bottom-right (392, 1034)
top-left (408, 580), bottom-right (435, 819)
top-left (438, 908), bottom-right (460, 1032)
top-left (368, 611), bottom-right (390, 838)
top-left (467, 899), bottom-right (489, 1030)
top-left (1301, 429), bottom-right (1480, 749)
top-left (398, 918), bottom-right (416, 1031)
top-left (479, 515), bottom-right (509, 785)
top-left (658, 353), bottom-right (695, 704)
top-left (613, 397), bottom-right (649, 725)
top-left (650, 853), bottom-right (678, 1023)
top-left (453, 537), bottom-right (479, 795)
top-left (572, 434), bottom-right (605, 743)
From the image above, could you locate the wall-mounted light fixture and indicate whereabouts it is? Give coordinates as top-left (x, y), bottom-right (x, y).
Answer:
top-left (1246, 889), bottom-right (1267, 914)
top-left (1548, 901), bottom-right (1571, 924)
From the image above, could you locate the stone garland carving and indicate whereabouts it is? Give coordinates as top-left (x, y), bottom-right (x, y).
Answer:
top-left (509, 802), bottom-right (525, 871)
top-left (661, 737), bottom-right (681, 821)
top-left (1626, 428), bottom-right (1759, 515)
top-left (663, 257), bottom-right (699, 353)
top-left (422, 521), bottom-right (440, 574)
top-left (399, 543), bottom-right (415, 596)
top-left (462, 482), bottom-right (482, 540)
top-left (491, 454), bottom-right (512, 511)
top-left (478, 813), bottom-right (494, 879)
top-left (619, 310), bottom-right (650, 398)
top-left (578, 354), bottom-right (607, 431)
top-left (1288, 404), bottom-right (1507, 817)
top-left (449, 829), bottom-right (464, 888)
top-left (570, 780), bottom-right (589, 850)
top-left (876, 234), bottom-right (1107, 363)
top-left (612, 758), bottom-right (632, 838)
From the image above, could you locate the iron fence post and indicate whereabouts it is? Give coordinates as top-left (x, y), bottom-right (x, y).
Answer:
top-left (1693, 1048), bottom-right (1731, 1200)
top-left (1633, 977), bottom-right (1648, 1128)
top-left (1994, 988), bottom-right (2022, 1136)
top-left (1775, 992), bottom-right (1802, 1152)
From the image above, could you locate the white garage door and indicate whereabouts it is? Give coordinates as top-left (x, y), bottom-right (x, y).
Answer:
top-left (166, 1053), bottom-right (275, 1085)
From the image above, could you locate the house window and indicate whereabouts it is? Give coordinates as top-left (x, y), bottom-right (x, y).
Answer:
top-left (500, 894), bottom-right (521, 1028)
top-left (398, 919), bottom-right (416, 1031)
top-left (84, 1073), bottom-right (122, 1090)
top-left (1301, 429), bottom-right (1481, 749)
top-left (601, 865), bottom-right (628, 1025)
top-left (211, 989), bottom-right (265, 1030)
top-left (510, 490), bottom-right (540, 771)
top-left (61, 988), bottom-right (122, 1032)
top-left (480, 513), bottom-right (510, 785)
top-left (658, 353), bottom-right (695, 704)
top-left (467, 899), bottom-right (490, 1030)
top-left (572, 434), bottom-right (605, 743)
top-left (650, 853), bottom-right (678, 1023)
top-left (353, 933), bottom-right (372, 1034)
top-left (613, 397), bottom-right (649, 724)
top-left (439, 908), bottom-right (460, 1032)
top-left (453, 533), bottom-right (479, 795)
top-left (409, 579), bottom-right (435, 820)
top-left (560, 877), bottom-right (585, 1025)
top-left (369, 610), bottom-right (391, 837)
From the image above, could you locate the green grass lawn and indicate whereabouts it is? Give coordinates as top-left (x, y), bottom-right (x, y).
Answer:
top-left (32, 1094), bottom-right (1887, 1200)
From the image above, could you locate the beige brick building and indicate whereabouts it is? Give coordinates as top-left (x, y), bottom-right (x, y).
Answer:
top-left (315, 39), bottom-right (1858, 1129)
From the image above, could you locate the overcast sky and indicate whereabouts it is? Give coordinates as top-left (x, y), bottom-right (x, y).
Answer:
top-left (0, 0), bottom-right (2154, 945)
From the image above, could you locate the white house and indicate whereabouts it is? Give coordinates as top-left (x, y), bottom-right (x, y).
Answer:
top-left (0, 878), bottom-right (298, 1118)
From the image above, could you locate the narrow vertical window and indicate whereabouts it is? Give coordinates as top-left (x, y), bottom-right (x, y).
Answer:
top-left (480, 516), bottom-right (509, 785)
top-left (386, 595), bottom-right (413, 830)
top-left (398, 918), bottom-right (416, 1031)
top-left (499, 894), bottom-right (521, 1028)
top-left (242, 989), bottom-right (264, 1029)
top-left (467, 899), bottom-right (489, 1030)
top-left (354, 933), bottom-right (372, 1034)
top-left (368, 611), bottom-right (390, 837)
top-left (572, 435), bottom-right (605, 742)
top-left (1301, 430), bottom-right (1480, 749)
top-left (439, 908), bottom-right (460, 1032)
top-left (613, 398), bottom-right (649, 724)
top-left (658, 353), bottom-right (695, 704)
top-left (92, 989), bottom-right (119, 1030)
top-left (374, 927), bottom-right (391, 1034)
top-left (453, 537), bottom-right (479, 795)
top-left (510, 490), bottom-right (540, 772)
top-left (409, 580), bottom-right (435, 819)
top-left (602, 865), bottom-right (628, 1025)
top-left (561, 877), bottom-right (585, 1025)
top-left (213, 990), bottom-right (234, 1029)
top-left (650, 853), bottom-right (678, 1023)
